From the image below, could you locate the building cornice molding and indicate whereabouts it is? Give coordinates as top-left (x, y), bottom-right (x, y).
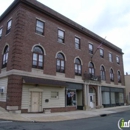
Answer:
top-left (0, 69), bottom-right (125, 88)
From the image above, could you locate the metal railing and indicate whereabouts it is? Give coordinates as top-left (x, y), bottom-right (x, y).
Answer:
top-left (83, 72), bottom-right (101, 82)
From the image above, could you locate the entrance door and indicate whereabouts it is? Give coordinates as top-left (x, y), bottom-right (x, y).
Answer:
top-left (89, 93), bottom-right (95, 108)
top-left (31, 92), bottom-right (40, 112)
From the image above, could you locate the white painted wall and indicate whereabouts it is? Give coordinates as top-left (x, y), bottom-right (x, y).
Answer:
top-left (21, 84), bottom-right (65, 111)
top-left (0, 77), bottom-right (8, 102)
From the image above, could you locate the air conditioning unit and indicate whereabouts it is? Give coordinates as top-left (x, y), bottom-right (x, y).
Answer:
top-left (0, 87), bottom-right (4, 94)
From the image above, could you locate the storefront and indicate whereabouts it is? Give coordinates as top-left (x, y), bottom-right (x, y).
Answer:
top-left (102, 86), bottom-right (124, 107)
top-left (66, 83), bottom-right (83, 110)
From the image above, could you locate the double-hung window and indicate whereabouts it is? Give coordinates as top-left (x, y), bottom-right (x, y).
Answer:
top-left (36, 20), bottom-right (44, 35)
top-left (75, 37), bottom-right (80, 49)
top-left (110, 69), bottom-right (114, 81)
top-left (109, 53), bottom-right (113, 62)
top-left (58, 29), bottom-right (65, 43)
top-left (56, 53), bottom-right (65, 73)
top-left (75, 58), bottom-right (82, 75)
top-left (6, 19), bottom-right (12, 34)
top-left (116, 56), bottom-right (120, 64)
top-left (100, 49), bottom-right (104, 58)
top-left (0, 28), bottom-right (2, 39)
top-left (32, 46), bottom-right (44, 69)
top-left (2, 46), bottom-right (9, 68)
top-left (89, 44), bottom-right (93, 54)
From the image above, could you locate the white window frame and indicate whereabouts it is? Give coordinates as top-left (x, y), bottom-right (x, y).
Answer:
top-left (51, 91), bottom-right (59, 99)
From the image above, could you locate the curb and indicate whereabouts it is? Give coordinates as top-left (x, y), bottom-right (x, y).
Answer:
top-left (0, 108), bottom-right (129, 123)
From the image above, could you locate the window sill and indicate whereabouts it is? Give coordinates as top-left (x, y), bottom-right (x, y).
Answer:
top-left (31, 68), bottom-right (44, 74)
top-left (57, 41), bottom-right (65, 45)
top-left (56, 72), bottom-right (65, 78)
top-left (100, 56), bottom-right (104, 58)
top-left (5, 32), bottom-right (10, 37)
top-left (75, 48), bottom-right (81, 51)
top-left (75, 75), bottom-right (82, 80)
top-left (1, 68), bottom-right (7, 73)
top-left (35, 32), bottom-right (45, 37)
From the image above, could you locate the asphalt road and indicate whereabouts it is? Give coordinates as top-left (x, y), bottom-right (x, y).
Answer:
top-left (0, 110), bottom-right (130, 130)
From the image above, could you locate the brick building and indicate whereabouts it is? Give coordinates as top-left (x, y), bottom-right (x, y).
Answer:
top-left (0, 0), bottom-right (125, 113)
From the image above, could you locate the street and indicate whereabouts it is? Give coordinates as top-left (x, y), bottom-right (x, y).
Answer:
top-left (0, 110), bottom-right (130, 130)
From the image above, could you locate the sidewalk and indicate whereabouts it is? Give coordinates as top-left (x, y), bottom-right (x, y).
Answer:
top-left (0, 106), bottom-right (130, 122)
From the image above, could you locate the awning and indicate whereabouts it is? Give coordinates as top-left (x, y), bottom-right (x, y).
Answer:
top-left (23, 76), bottom-right (67, 87)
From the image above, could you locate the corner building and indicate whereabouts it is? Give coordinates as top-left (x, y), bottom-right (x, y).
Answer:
top-left (0, 0), bottom-right (125, 113)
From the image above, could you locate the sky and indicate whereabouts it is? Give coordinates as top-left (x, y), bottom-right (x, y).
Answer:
top-left (0, 0), bottom-right (130, 74)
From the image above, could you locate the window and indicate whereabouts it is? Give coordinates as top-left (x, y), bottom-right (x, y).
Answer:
top-left (75, 37), bottom-right (80, 49)
top-left (32, 46), bottom-right (44, 69)
top-left (6, 19), bottom-right (12, 34)
top-left (2, 46), bottom-right (9, 68)
top-left (89, 62), bottom-right (94, 75)
top-left (75, 58), bottom-right (82, 76)
top-left (116, 56), bottom-right (120, 64)
top-left (109, 53), bottom-right (113, 62)
top-left (58, 29), bottom-right (65, 43)
top-left (100, 66), bottom-right (105, 80)
top-left (100, 49), bottom-right (104, 58)
top-left (0, 28), bottom-right (2, 39)
top-left (36, 20), bottom-right (44, 35)
top-left (89, 44), bottom-right (93, 54)
top-left (117, 71), bottom-right (121, 83)
top-left (51, 92), bottom-right (59, 99)
top-left (110, 69), bottom-right (114, 82)
top-left (56, 53), bottom-right (65, 73)
top-left (66, 90), bottom-right (76, 106)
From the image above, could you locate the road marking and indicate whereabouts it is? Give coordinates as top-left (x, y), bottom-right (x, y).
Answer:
top-left (0, 121), bottom-right (13, 123)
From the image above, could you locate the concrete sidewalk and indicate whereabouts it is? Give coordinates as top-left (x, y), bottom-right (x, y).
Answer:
top-left (0, 106), bottom-right (130, 122)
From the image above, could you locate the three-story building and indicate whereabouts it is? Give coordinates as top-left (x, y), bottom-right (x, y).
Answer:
top-left (0, 0), bottom-right (125, 113)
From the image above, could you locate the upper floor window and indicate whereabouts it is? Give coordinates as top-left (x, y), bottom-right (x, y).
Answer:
top-left (116, 56), bottom-right (120, 64)
top-left (109, 53), bottom-right (113, 62)
top-left (100, 49), bottom-right (104, 58)
top-left (0, 28), bottom-right (2, 39)
top-left (58, 29), bottom-right (65, 43)
top-left (56, 53), bottom-right (65, 73)
top-left (36, 20), bottom-right (44, 35)
top-left (100, 66), bottom-right (105, 80)
top-left (75, 37), bottom-right (80, 49)
top-left (32, 46), bottom-right (44, 69)
top-left (89, 44), bottom-right (93, 54)
top-left (6, 19), bottom-right (12, 34)
top-left (89, 62), bottom-right (94, 75)
top-left (110, 69), bottom-right (114, 82)
top-left (2, 46), bottom-right (9, 68)
top-left (117, 71), bottom-right (121, 83)
top-left (75, 58), bottom-right (82, 76)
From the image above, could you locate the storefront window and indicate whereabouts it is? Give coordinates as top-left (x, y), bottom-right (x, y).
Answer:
top-left (67, 90), bottom-right (76, 106)
top-left (119, 93), bottom-right (124, 104)
top-left (111, 92), bottom-right (115, 104)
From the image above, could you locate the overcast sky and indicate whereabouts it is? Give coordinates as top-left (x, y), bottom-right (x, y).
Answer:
top-left (0, 0), bottom-right (130, 74)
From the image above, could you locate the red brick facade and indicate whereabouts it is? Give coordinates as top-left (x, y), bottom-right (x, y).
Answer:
top-left (6, 75), bottom-right (22, 109)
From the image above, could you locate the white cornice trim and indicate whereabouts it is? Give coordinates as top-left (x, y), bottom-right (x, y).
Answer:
top-left (0, 69), bottom-right (125, 88)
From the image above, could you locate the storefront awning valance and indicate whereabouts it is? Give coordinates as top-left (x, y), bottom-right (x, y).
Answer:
top-left (23, 76), bottom-right (67, 87)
